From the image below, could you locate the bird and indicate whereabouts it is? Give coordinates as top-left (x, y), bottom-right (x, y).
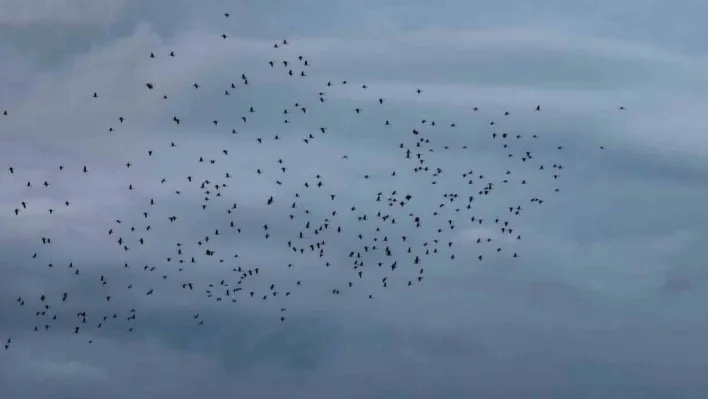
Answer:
top-left (0, 27), bottom-right (608, 346)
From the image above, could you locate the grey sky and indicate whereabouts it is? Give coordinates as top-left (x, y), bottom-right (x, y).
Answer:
top-left (1, 1), bottom-right (708, 398)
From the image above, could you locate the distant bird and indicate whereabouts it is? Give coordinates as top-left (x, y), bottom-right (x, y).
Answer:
top-left (0, 29), bottom-right (606, 344)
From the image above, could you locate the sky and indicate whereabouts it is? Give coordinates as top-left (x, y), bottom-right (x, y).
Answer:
top-left (1, 0), bottom-right (708, 398)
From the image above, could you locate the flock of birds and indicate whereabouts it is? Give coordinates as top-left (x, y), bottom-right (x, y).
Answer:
top-left (0, 13), bottom-right (619, 352)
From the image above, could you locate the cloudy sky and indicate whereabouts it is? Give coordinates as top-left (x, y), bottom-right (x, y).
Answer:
top-left (2, 1), bottom-right (708, 398)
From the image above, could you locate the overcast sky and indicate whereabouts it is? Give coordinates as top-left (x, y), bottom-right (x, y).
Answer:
top-left (2, 1), bottom-right (708, 398)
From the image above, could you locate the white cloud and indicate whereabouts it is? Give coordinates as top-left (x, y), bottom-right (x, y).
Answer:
top-left (0, 0), bottom-right (127, 25)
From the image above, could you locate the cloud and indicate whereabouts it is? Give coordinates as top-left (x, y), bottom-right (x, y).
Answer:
top-left (2, 2), bottom-right (708, 398)
top-left (0, 0), bottom-right (127, 25)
